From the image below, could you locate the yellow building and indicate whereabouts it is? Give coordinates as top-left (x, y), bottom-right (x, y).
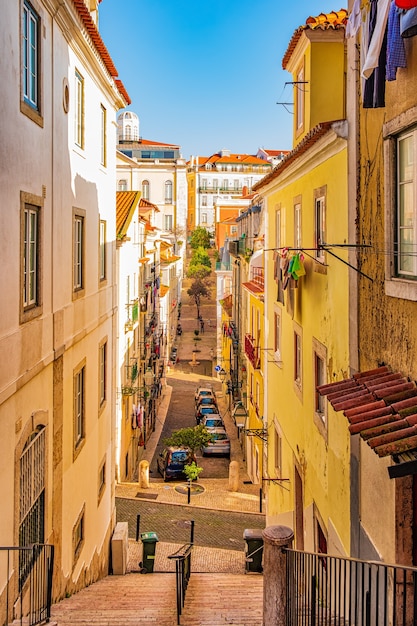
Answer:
top-left (318, 0), bottom-right (417, 568)
top-left (254, 10), bottom-right (352, 556)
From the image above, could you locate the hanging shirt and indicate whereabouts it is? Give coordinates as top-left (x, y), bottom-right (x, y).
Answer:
top-left (362, 0), bottom-right (391, 78)
top-left (386, 0), bottom-right (406, 79)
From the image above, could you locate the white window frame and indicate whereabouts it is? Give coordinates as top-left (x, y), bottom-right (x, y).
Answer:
top-left (142, 180), bottom-right (150, 200)
top-left (314, 192), bottom-right (326, 261)
top-left (23, 205), bottom-right (39, 308)
top-left (294, 325), bottom-right (302, 393)
top-left (294, 201), bottom-right (302, 249)
top-left (296, 64), bottom-right (305, 132)
top-left (99, 219), bottom-right (106, 281)
top-left (73, 212), bottom-right (84, 292)
top-left (100, 104), bottom-right (107, 166)
top-left (384, 110), bottom-right (417, 301)
top-left (74, 364), bottom-right (85, 449)
top-left (74, 69), bottom-right (84, 148)
top-left (23, 1), bottom-right (39, 110)
top-left (274, 307), bottom-right (282, 364)
top-left (164, 180), bottom-right (173, 204)
top-left (164, 214), bottom-right (173, 231)
top-left (118, 179), bottom-right (128, 191)
top-left (273, 417), bottom-right (283, 477)
top-left (99, 341), bottom-right (107, 408)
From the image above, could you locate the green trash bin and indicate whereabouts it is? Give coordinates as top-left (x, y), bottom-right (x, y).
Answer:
top-left (243, 529), bottom-right (264, 573)
top-left (140, 532), bottom-right (159, 573)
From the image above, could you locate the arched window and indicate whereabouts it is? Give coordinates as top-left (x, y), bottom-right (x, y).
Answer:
top-left (164, 180), bottom-right (173, 203)
top-left (142, 180), bottom-right (150, 200)
top-left (118, 179), bottom-right (127, 191)
top-left (125, 125), bottom-right (131, 140)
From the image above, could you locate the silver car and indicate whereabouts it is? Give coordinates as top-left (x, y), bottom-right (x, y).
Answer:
top-left (201, 427), bottom-right (230, 457)
top-left (201, 415), bottom-right (224, 429)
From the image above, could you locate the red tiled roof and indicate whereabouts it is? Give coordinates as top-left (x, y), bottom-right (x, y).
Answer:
top-left (193, 153), bottom-right (271, 168)
top-left (253, 121), bottom-right (338, 191)
top-left (282, 9), bottom-right (348, 69)
top-left (139, 198), bottom-right (160, 213)
top-left (72, 0), bottom-right (131, 105)
top-left (138, 138), bottom-right (180, 148)
top-left (318, 366), bottom-right (417, 460)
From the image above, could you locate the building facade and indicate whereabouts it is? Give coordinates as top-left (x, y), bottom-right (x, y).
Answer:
top-left (187, 151), bottom-right (272, 236)
top-left (0, 0), bottom-right (129, 605)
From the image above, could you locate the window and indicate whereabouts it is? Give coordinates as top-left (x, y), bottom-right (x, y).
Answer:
top-left (74, 70), bottom-right (84, 148)
top-left (74, 364), bottom-right (85, 449)
top-left (73, 212), bottom-right (84, 292)
top-left (73, 506), bottom-right (85, 564)
top-left (275, 207), bottom-right (281, 249)
top-left (202, 195), bottom-right (207, 206)
top-left (22, 1), bottom-right (40, 115)
top-left (383, 113), bottom-right (417, 300)
top-left (99, 219), bottom-right (106, 281)
top-left (294, 330), bottom-right (302, 387)
top-left (201, 179), bottom-right (207, 190)
top-left (98, 458), bottom-right (106, 501)
top-left (397, 129), bottom-right (417, 276)
top-left (99, 341), bottom-right (107, 407)
top-left (23, 204), bottom-right (39, 309)
top-left (118, 179), bottom-right (127, 191)
top-left (296, 64), bottom-right (305, 132)
top-left (230, 225), bottom-right (237, 234)
top-left (234, 179), bottom-right (240, 191)
top-left (274, 309), bottom-right (282, 362)
top-left (223, 180), bottom-right (229, 190)
top-left (100, 105), bottom-right (107, 166)
top-left (164, 214), bottom-right (173, 231)
top-left (294, 201), bottom-right (302, 249)
top-left (314, 188), bottom-right (326, 261)
top-left (273, 419), bottom-right (282, 476)
top-left (314, 353), bottom-right (326, 417)
top-left (201, 213), bottom-right (207, 224)
top-left (164, 180), bottom-right (173, 203)
top-left (142, 180), bottom-right (149, 200)
top-left (213, 178), bottom-right (218, 191)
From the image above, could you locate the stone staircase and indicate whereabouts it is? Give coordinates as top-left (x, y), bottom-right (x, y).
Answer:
top-left (50, 571), bottom-right (263, 625)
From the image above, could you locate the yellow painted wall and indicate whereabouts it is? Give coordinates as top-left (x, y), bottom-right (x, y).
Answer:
top-left (264, 145), bottom-right (351, 555)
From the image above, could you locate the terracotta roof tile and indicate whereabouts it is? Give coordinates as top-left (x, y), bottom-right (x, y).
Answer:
top-left (72, 0), bottom-right (130, 105)
top-left (282, 9), bottom-right (348, 70)
top-left (318, 366), bottom-right (417, 464)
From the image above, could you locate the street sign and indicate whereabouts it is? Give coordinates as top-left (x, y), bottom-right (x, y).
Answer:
top-left (214, 365), bottom-right (221, 372)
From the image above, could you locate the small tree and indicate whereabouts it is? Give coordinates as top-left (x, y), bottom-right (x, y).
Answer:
top-left (190, 226), bottom-right (211, 250)
top-left (187, 279), bottom-right (210, 319)
top-left (163, 425), bottom-right (213, 456)
top-left (190, 247), bottom-right (211, 269)
top-left (183, 461), bottom-right (203, 482)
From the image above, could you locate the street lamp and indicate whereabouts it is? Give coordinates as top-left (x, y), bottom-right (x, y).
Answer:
top-left (233, 401), bottom-right (248, 429)
top-left (219, 368), bottom-right (227, 383)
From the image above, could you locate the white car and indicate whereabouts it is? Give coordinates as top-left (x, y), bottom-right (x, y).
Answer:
top-left (201, 428), bottom-right (230, 457)
top-left (201, 415), bottom-right (224, 429)
top-left (195, 387), bottom-right (216, 405)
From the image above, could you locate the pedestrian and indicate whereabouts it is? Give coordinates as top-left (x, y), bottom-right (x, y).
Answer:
top-left (200, 320), bottom-right (204, 334)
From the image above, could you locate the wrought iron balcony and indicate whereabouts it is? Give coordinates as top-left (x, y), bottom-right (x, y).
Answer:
top-left (251, 267), bottom-right (264, 289)
top-left (245, 333), bottom-right (260, 369)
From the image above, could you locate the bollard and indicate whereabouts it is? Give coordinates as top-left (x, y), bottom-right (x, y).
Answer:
top-left (262, 525), bottom-right (294, 626)
top-left (139, 460), bottom-right (149, 488)
top-left (228, 460), bottom-right (239, 492)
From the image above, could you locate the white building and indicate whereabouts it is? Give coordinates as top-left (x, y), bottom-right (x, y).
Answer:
top-left (186, 150), bottom-right (273, 235)
top-left (116, 111), bottom-right (188, 250)
top-left (0, 0), bottom-right (129, 607)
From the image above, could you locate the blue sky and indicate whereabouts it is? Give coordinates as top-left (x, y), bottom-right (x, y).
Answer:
top-left (99, 1), bottom-right (346, 159)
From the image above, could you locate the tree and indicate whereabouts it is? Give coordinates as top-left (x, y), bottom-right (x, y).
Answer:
top-left (189, 246), bottom-right (211, 269)
top-left (187, 279), bottom-right (210, 319)
top-left (190, 226), bottom-right (211, 250)
top-left (163, 425), bottom-right (213, 455)
top-left (186, 263), bottom-right (211, 281)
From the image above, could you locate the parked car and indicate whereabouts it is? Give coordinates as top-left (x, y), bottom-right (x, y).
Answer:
top-left (196, 396), bottom-right (218, 409)
top-left (169, 346), bottom-right (178, 363)
top-left (201, 415), bottom-right (224, 429)
top-left (157, 446), bottom-right (195, 481)
top-left (194, 387), bottom-right (215, 405)
top-left (195, 404), bottom-right (219, 424)
top-left (201, 428), bottom-right (230, 457)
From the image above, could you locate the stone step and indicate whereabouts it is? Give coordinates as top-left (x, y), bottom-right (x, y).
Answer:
top-left (50, 573), bottom-right (177, 625)
top-left (180, 573), bottom-right (263, 626)
top-left (49, 571), bottom-right (263, 626)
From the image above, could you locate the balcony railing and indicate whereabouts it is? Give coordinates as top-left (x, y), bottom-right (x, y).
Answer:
top-left (198, 186), bottom-right (243, 194)
top-left (245, 333), bottom-right (260, 369)
top-left (251, 267), bottom-right (264, 288)
top-left (215, 261), bottom-right (232, 271)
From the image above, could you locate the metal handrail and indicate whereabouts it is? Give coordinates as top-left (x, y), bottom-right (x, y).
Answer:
top-left (0, 544), bottom-right (54, 626)
top-left (168, 543), bottom-right (193, 625)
